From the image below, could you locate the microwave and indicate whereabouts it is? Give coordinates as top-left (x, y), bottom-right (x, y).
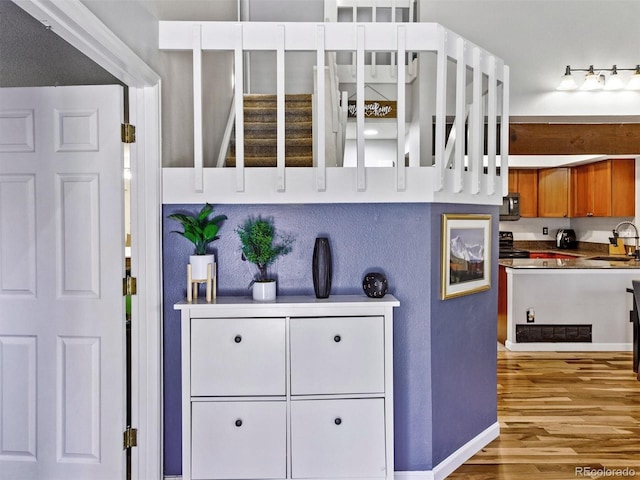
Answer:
top-left (500, 193), bottom-right (521, 221)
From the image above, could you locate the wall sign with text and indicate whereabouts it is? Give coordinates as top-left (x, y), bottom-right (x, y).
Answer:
top-left (347, 100), bottom-right (397, 119)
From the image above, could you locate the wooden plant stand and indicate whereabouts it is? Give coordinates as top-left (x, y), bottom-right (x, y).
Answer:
top-left (187, 262), bottom-right (216, 303)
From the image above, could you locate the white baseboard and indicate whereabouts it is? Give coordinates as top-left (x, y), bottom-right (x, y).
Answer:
top-left (394, 421), bottom-right (500, 480)
top-left (166, 423), bottom-right (500, 480)
top-left (432, 421), bottom-right (500, 480)
top-left (395, 471), bottom-right (434, 479)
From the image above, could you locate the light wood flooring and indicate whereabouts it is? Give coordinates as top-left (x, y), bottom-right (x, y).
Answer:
top-left (448, 350), bottom-right (640, 480)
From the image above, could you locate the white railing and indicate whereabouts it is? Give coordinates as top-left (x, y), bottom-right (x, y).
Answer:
top-left (325, 0), bottom-right (418, 83)
top-left (159, 21), bottom-right (509, 205)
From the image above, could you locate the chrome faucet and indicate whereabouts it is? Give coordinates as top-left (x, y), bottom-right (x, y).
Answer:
top-left (610, 221), bottom-right (640, 260)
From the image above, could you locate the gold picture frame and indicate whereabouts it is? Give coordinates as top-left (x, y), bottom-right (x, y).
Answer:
top-left (440, 214), bottom-right (492, 300)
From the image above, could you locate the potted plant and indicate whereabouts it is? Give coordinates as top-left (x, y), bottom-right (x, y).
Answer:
top-left (236, 216), bottom-right (294, 301)
top-left (168, 204), bottom-right (227, 280)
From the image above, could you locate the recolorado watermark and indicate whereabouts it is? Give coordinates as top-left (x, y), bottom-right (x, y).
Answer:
top-left (575, 466), bottom-right (636, 478)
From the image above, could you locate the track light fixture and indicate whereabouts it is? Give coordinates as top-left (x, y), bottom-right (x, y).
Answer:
top-left (557, 64), bottom-right (640, 91)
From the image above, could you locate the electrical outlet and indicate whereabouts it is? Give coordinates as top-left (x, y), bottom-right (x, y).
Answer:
top-left (543, 227), bottom-right (548, 235)
top-left (526, 308), bottom-right (535, 323)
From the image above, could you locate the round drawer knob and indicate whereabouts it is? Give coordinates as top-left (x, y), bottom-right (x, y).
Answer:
top-left (234, 335), bottom-right (242, 343)
top-left (235, 419), bottom-right (243, 427)
top-left (334, 335), bottom-right (341, 343)
top-left (334, 417), bottom-right (342, 425)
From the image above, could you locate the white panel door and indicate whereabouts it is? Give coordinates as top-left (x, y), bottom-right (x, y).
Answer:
top-left (0, 86), bottom-right (125, 480)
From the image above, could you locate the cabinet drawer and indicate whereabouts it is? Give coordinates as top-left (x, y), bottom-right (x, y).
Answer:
top-left (191, 317), bottom-right (285, 396)
top-left (290, 316), bottom-right (384, 395)
top-left (290, 399), bottom-right (386, 479)
top-left (191, 400), bottom-right (287, 480)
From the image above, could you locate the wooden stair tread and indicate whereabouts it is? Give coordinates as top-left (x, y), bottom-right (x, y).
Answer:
top-left (226, 156), bottom-right (313, 167)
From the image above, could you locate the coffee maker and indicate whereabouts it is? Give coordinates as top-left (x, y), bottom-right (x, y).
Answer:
top-left (556, 229), bottom-right (577, 249)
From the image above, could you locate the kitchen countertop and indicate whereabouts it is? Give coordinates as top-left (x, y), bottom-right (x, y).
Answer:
top-left (500, 254), bottom-right (640, 269)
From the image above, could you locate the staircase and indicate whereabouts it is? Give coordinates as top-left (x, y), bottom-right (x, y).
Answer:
top-left (226, 94), bottom-right (313, 167)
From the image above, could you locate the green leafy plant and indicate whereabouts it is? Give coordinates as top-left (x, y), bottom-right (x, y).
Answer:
top-left (168, 204), bottom-right (227, 255)
top-left (236, 216), bottom-right (294, 282)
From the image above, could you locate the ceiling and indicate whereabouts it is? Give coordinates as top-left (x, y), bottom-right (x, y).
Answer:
top-left (0, 0), bottom-right (121, 87)
top-left (0, 0), bottom-right (241, 87)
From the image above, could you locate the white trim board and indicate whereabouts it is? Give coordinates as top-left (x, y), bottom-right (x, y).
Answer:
top-left (12, 2), bottom-right (164, 479)
top-left (395, 421), bottom-right (501, 480)
top-left (14, 0), bottom-right (159, 87)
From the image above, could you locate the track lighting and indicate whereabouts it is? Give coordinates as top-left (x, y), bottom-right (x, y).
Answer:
top-left (557, 64), bottom-right (640, 91)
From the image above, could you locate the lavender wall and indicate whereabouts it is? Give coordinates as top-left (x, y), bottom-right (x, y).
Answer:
top-left (429, 204), bottom-right (499, 465)
top-left (162, 202), bottom-right (498, 475)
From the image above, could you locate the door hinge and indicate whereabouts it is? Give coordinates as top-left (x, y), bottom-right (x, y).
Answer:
top-left (123, 275), bottom-right (137, 296)
top-left (121, 123), bottom-right (136, 143)
top-left (123, 426), bottom-right (138, 449)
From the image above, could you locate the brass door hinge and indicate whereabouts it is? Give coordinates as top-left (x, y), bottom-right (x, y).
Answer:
top-left (123, 275), bottom-right (137, 296)
top-left (121, 123), bottom-right (136, 143)
top-left (123, 426), bottom-right (138, 449)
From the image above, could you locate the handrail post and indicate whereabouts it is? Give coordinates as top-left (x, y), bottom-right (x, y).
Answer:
top-left (356, 25), bottom-right (366, 191)
top-left (453, 36), bottom-right (466, 193)
top-left (192, 24), bottom-right (203, 193)
top-left (434, 26), bottom-right (446, 191)
top-left (316, 25), bottom-right (327, 191)
top-left (234, 24), bottom-right (245, 192)
top-left (276, 24), bottom-right (285, 192)
top-left (396, 25), bottom-right (406, 191)
top-left (500, 66), bottom-right (510, 197)
top-left (486, 55), bottom-right (497, 195)
top-left (470, 46), bottom-right (482, 195)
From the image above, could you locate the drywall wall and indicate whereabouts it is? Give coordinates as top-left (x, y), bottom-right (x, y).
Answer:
top-left (162, 202), bottom-right (498, 474)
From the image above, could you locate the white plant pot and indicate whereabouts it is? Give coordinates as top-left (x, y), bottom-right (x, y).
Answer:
top-left (189, 254), bottom-right (215, 280)
top-left (253, 280), bottom-right (276, 301)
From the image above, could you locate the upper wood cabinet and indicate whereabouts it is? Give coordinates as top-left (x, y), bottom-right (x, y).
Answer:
top-left (538, 167), bottom-right (570, 218)
top-left (570, 159), bottom-right (635, 217)
top-left (508, 169), bottom-right (538, 217)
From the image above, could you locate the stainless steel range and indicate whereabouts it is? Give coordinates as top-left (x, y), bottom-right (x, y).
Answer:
top-left (498, 231), bottom-right (530, 259)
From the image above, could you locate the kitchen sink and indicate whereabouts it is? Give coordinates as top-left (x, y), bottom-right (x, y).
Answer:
top-left (589, 256), bottom-right (633, 262)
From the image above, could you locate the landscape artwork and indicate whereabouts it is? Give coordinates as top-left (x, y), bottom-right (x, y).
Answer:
top-left (441, 214), bottom-right (492, 300)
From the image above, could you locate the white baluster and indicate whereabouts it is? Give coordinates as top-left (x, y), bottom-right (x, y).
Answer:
top-left (193, 24), bottom-right (203, 193)
top-left (277, 24), bottom-right (285, 192)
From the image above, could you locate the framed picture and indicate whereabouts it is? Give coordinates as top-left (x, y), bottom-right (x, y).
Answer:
top-left (440, 214), bottom-right (492, 300)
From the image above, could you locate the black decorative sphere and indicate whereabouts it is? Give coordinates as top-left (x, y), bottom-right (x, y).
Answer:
top-left (362, 272), bottom-right (388, 298)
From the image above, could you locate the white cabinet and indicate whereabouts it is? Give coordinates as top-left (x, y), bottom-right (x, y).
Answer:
top-left (176, 295), bottom-right (399, 480)
top-left (290, 316), bottom-right (384, 395)
top-left (290, 398), bottom-right (386, 478)
top-left (191, 401), bottom-right (287, 480)
top-left (190, 317), bottom-right (286, 396)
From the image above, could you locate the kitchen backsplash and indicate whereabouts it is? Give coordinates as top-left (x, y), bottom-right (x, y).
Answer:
top-left (500, 216), bottom-right (636, 245)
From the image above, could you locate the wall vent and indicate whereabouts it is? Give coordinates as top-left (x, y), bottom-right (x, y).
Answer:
top-left (516, 324), bottom-right (592, 343)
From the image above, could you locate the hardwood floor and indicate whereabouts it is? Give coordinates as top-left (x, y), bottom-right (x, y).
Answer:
top-left (448, 350), bottom-right (640, 480)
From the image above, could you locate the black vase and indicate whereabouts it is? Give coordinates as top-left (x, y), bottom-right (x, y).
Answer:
top-left (312, 237), bottom-right (332, 298)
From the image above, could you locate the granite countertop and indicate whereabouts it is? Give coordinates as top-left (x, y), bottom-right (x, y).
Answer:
top-left (499, 240), bottom-right (640, 269)
top-left (500, 254), bottom-right (640, 269)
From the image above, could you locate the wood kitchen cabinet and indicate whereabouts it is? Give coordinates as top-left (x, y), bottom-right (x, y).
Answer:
top-left (570, 159), bottom-right (635, 217)
top-left (508, 169), bottom-right (538, 217)
top-left (538, 167), bottom-right (570, 217)
top-left (176, 296), bottom-right (398, 480)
